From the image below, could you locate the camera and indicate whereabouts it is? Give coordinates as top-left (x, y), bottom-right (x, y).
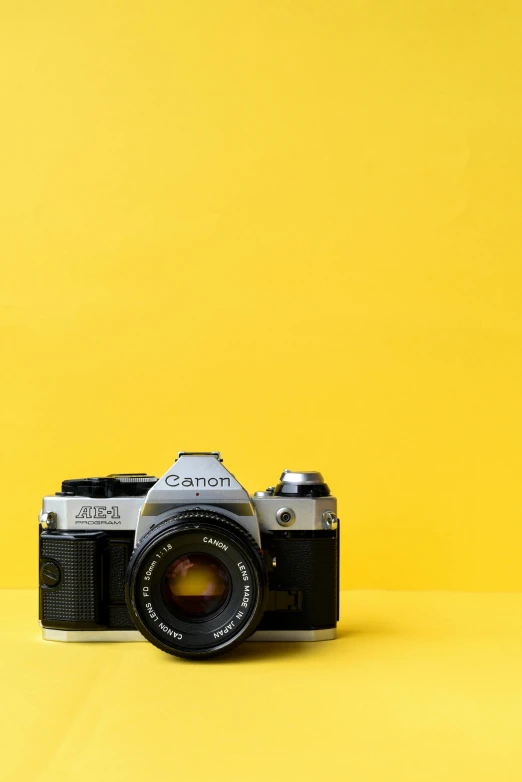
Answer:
top-left (39, 452), bottom-right (339, 659)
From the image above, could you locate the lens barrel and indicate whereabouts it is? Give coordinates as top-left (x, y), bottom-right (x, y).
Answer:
top-left (125, 509), bottom-right (268, 659)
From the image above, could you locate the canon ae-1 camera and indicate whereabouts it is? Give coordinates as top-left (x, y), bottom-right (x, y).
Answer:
top-left (39, 452), bottom-right (339, 659)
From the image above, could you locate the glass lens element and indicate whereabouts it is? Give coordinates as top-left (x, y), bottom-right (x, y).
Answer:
top-left (162, 553), bottom-right (230, 620)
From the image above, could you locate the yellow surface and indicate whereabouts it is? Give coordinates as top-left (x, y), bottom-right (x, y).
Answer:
top-left (2, 2), bottom-right (522, 590)
top-left (1, 590), bottom-right (522, 781)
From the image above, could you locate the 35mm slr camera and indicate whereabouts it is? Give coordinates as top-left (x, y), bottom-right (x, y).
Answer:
top-left (39, 452), bottom-right (339, 659)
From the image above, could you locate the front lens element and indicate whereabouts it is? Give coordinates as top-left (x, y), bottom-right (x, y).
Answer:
top-left (162, 553), bottom-right (230, 620)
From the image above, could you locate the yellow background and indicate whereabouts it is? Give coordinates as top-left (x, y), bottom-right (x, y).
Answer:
top-left (2, 590), bottom-right (522, 782)
top-left (1, 0), bottom-right (522, 590)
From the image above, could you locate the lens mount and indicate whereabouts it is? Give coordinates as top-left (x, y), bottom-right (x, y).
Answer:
top-left (125, 509), bottom-right (268, 659)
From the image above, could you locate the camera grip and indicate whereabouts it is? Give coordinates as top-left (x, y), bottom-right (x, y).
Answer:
top-left (39, 530), bottom-right (136, 630)
top-left (40, 531), bottom-right (103, 628)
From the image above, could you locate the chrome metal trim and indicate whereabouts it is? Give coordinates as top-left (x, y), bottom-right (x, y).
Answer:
top-left (136, 453), bottom-right (261, 545)
top-left (253, 495), bottom-right (337, 532)
top-left (42, 627), bottom-right (336, 643)
top-left (279, 470), bottom-right (325, 485)
top-left (177, 451), bottom-right (221, 459)
top-left (249, 628), bottom-right (336, 642)
top-left (41, 495), bottom-right (144, 532)
top-left (42, 628), bottom-right (145, 642)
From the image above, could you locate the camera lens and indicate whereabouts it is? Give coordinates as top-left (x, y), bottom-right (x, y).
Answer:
top-left (125, 509), bottom-right (268, 659)
top-left (162, 553), bottom-right (230, 620)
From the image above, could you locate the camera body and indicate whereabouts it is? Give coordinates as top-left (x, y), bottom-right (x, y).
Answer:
top-left (39, 452), bottom-right (339, 658)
